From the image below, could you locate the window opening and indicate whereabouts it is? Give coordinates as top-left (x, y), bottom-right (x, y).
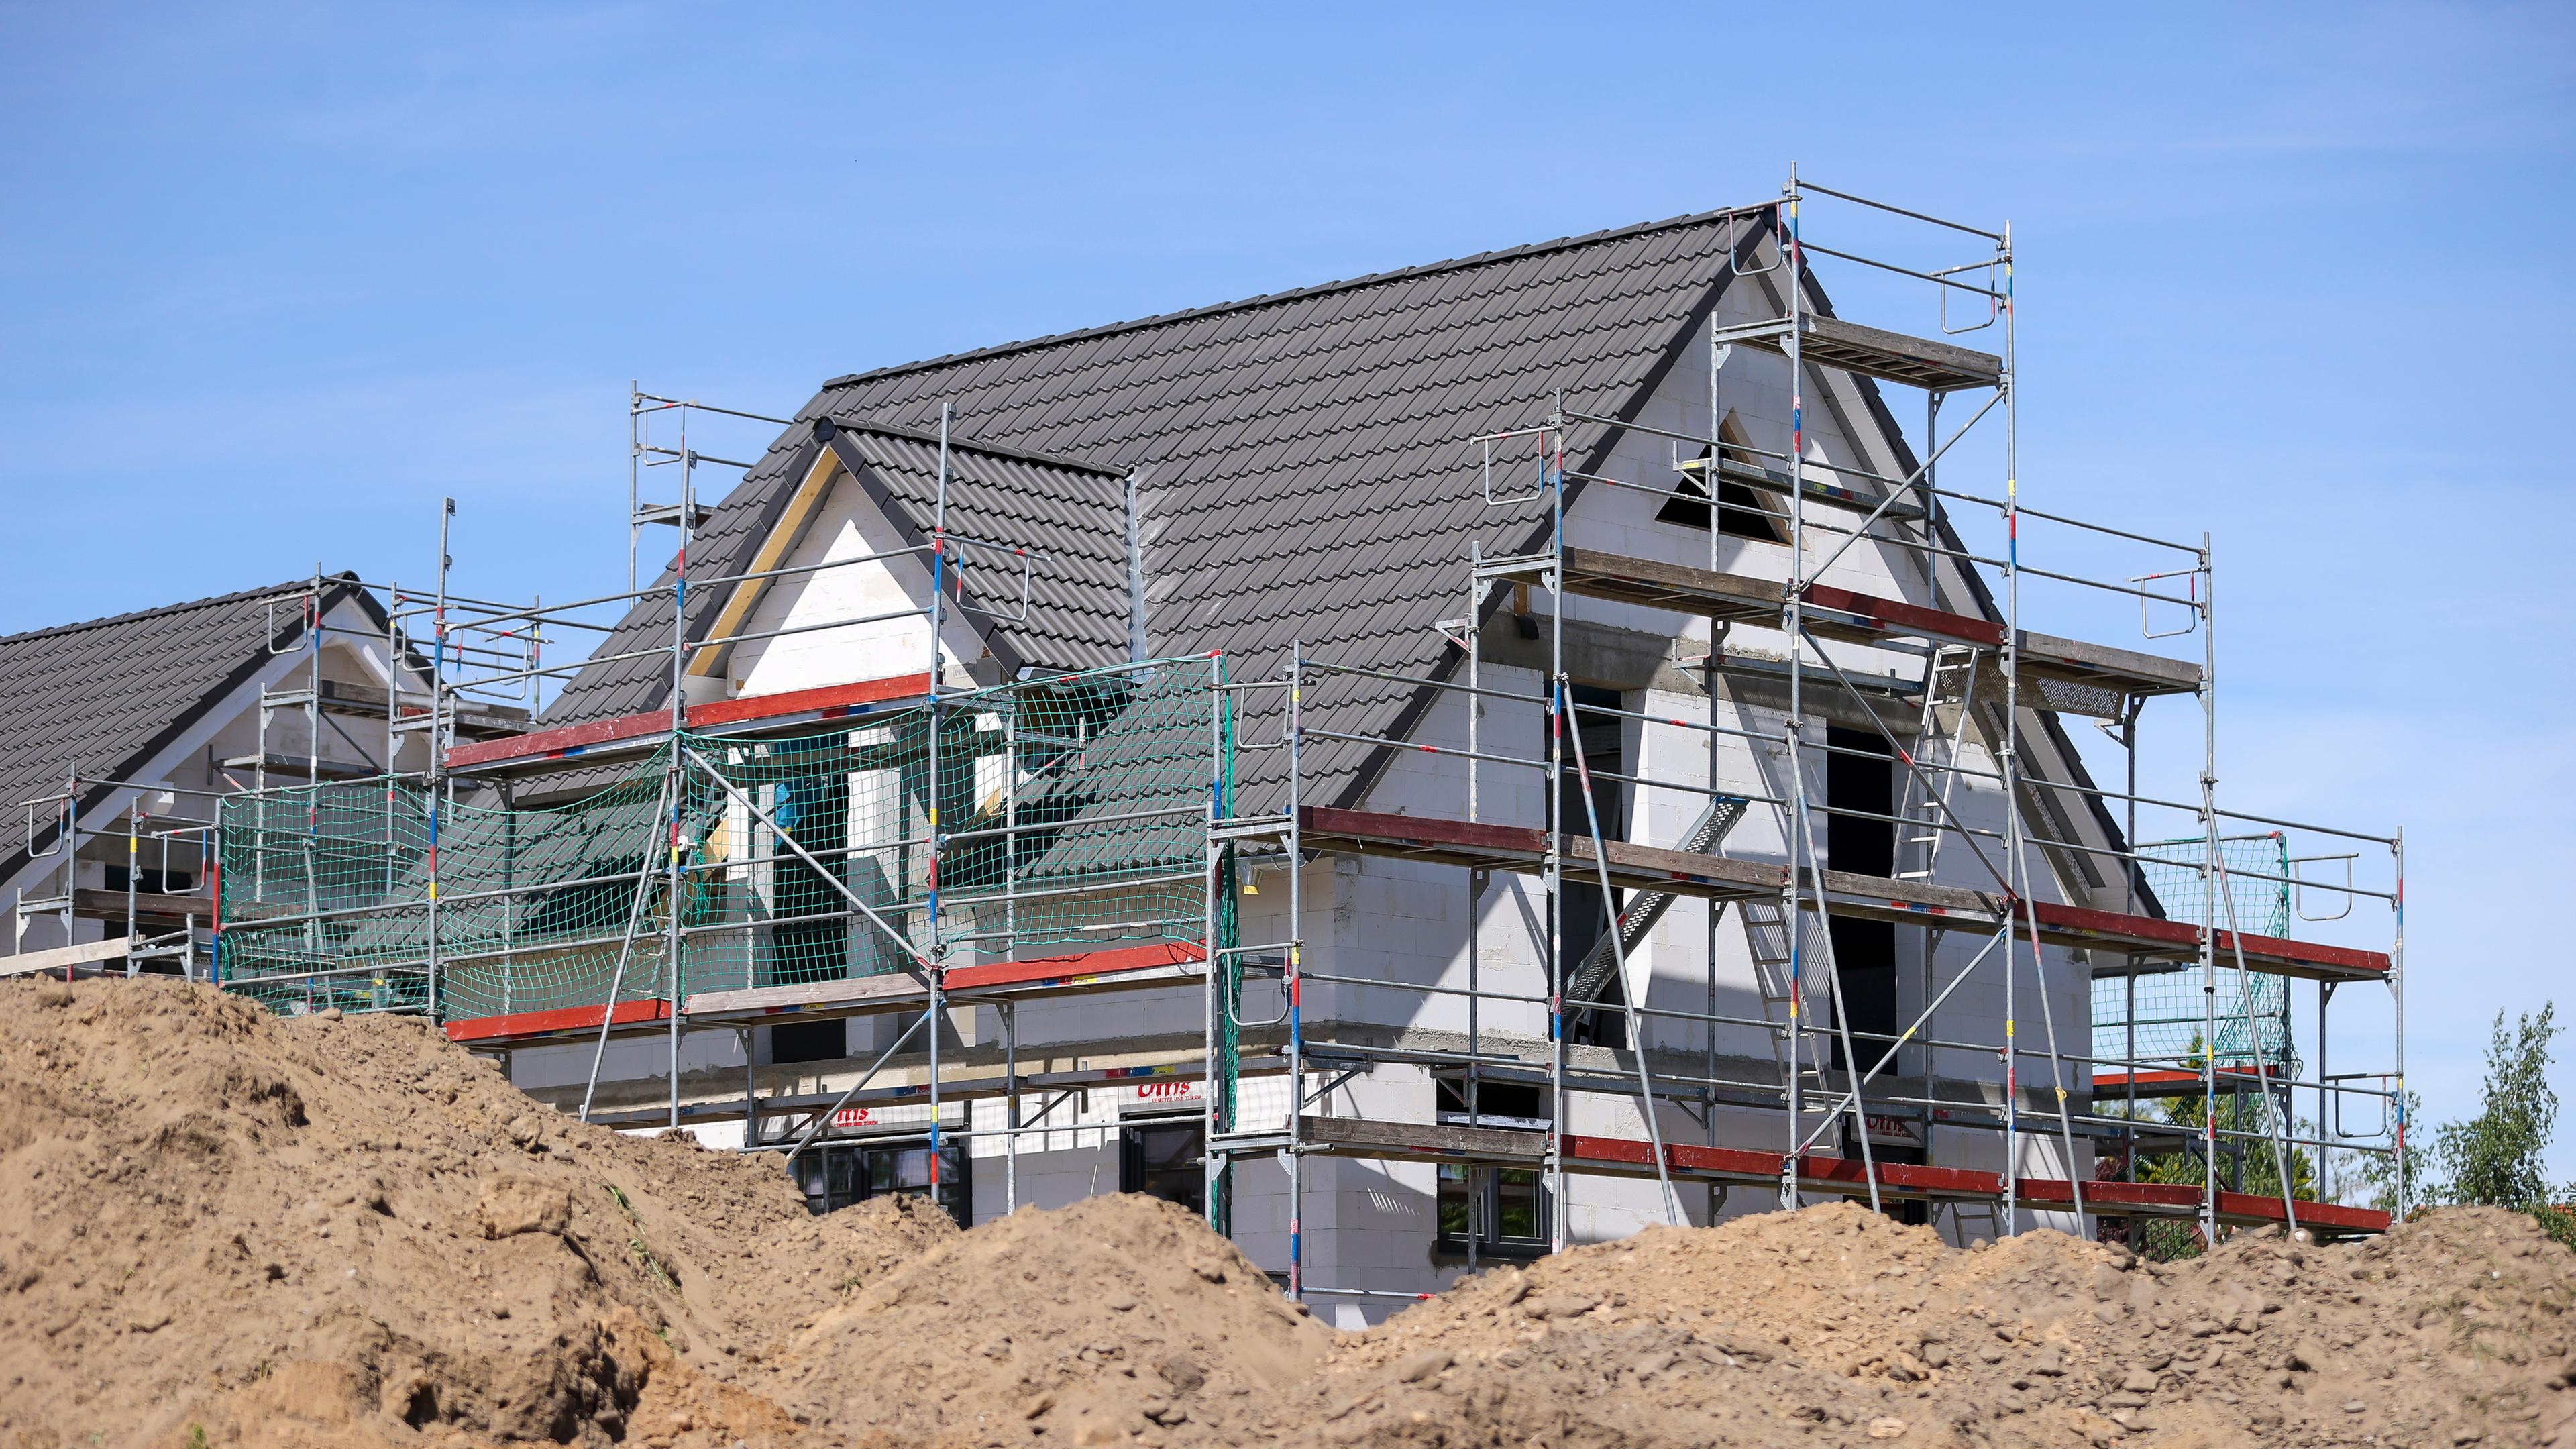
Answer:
top-left (1436, 1165), bottom-right (1553, 1259)
top-left (1437, 1077), bottom-right (1548, 1128)
top-left (794, 1131), bottom-right (969, 1227)
top-left (1119, 1116), bottom-right (1205, 1215)
top-left (1433, 1077), bottom-right (1554, 1256)
top-left (767, 1018), bottom-right (847, 1064)
top-left (1655, 415), bottom-right (1786, 543)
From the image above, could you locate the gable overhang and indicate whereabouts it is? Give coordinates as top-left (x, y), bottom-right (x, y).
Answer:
top-left (815, 421), bottom-right (1029, 682)
top-left (665, 419), bottom-right (1038, 690)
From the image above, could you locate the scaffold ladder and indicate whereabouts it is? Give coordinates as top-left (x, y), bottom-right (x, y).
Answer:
top-left (1897, 644), bottom-right (1980, 881)
top-left (1738, 896), bottom-right (1835, 1144)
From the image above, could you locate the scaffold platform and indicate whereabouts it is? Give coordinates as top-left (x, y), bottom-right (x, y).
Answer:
top-left (441, 941), bottom-right (1208, 1048)
top-left (1482, 547), bottom-right (2204, 704)
top-left (1297, 806), bottom-right (2390, 983)
top-left (1290, 1116), bottom-right (2389, 1234)
top-left (1709, 313), bottom-right (2004, 392)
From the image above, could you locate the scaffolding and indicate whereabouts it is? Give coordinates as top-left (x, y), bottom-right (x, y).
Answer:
top-left (5, 570), bottom-right (455, 983)
top-left (205, 184), bottom-right (2409, 1294)
top-left (1201, 172), bottom-right (2404, 1279)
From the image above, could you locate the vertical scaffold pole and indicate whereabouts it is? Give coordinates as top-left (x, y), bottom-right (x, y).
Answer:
top-left (628, 382), bottom-right (641, 594)
top-left (1286, 642), bottom-right (1306, 1299)
top-left (1201, 660), bottom-right (1220, 1228)
top-left (926, 402), bottom-right (951, 1208)
top-left (1998, 226), bottom-right (2023, 1237)
top-left (1778, 172), bottom-right (1808, 1214)
top-left (428, 499), bottom-right (453, 1019)
top-left (1202, 652), bottom-right (1236, 1234)
top-left (1464, 553), bottom-right (1482, 1155)
top-left (1545, 410), bottom-right (1569, 1254)
top-left (1006, 1000), bottom-right (1021, 1214)
top-left (666, 429), bottom-right (694, 1131)
top-left (2198, 531), bottom-right (2218, 1245)
top-left (2392, 826), bottom-right (2407, 1220)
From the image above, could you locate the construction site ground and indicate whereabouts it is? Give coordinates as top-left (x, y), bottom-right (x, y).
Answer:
top-left (2, 977), bottom-right (2569, 1449)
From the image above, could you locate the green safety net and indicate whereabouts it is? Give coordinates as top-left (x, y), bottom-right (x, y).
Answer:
top-left (215, 659), bottom-right (1222, 1021)
top-left (2091, 833), bottom-right (2294, 1071)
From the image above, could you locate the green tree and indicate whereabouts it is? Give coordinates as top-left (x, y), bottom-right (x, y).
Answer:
top-left (2428, 1005), bottom-right (2576, 1248)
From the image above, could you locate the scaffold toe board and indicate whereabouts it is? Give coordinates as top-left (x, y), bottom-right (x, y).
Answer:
top-left (72, 887), bottom-right (204, 922)
top-left (680, 941), bottom-right (1208, 1028)
top-left (2092, 1066), bottom-right (2289, 1099)
top-left (577, 1049), bottom-right (1285, 1133)
top-left (2037, 900), bottom-right (2389, 983)
top-left (1292, 1116), bottom-right (2390, 1234)
top-left (445, 996), bottom-right (671, 1046)
top-left (1709, 314), bottom-right (2004, 392)
top-left (443, 672), bottom-right (932, 772)
top-left (1296, 807), bottom-right (2391, 983)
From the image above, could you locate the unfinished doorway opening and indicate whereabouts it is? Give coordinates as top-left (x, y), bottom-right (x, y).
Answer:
top-left (1560, 684), bottom-right (1629, 1048)
top-left (1825, 725), bottom-right (1897, 1069)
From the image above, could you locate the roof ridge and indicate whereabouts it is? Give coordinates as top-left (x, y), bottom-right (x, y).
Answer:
top-left (818, 204), bottom-right (1761, 392)
top-left (826, 415), bottom-right (1128, 480)
top-left (0, 574), bottom-right (353, 648)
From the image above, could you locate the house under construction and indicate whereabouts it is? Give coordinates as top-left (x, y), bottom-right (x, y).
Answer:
top-left (170, 176), bottom-right (2402, 1325)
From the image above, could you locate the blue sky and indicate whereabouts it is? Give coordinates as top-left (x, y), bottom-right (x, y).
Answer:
top-left (5, 3), bottom-right (2572, 1187)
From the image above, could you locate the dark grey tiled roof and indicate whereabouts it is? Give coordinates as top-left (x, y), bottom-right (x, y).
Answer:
top-left (0, 577), bottom-right (366, 883)
top-left (543, 208), bottom-right (1760, 806)
top-left (837, 423), bottom-right (1130, 669)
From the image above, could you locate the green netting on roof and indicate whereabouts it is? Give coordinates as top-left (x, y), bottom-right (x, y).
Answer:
top-left (2091, 833), bottom-right (2293, 1070)
top-left (215, 659), bottom-right (1224, 1022)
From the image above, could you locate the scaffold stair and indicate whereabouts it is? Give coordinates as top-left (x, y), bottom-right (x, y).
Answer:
top-left (1565, 792), bottom-right (1750, 1028)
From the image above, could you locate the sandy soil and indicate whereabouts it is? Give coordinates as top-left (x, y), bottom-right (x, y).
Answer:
top-left (2, 977), bottom-right (2569, 1449)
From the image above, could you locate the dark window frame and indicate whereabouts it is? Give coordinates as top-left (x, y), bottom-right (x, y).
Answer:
top-left (1118, 1113), bottom-right (1207, 1216)
top-left (1432, 1077), bottom-right (1554, 1260)
top-left (1434, 1163), bottom-right (1554, 1261)
top-left (792, 1129), bottom-right (971, 1228)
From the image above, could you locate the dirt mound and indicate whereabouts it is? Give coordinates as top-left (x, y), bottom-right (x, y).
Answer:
top-left (4, 977), bottom-right (2572, 1449)
top-left (0, 977), bottom-right (937, 1448)
top-left (755, 1193), bottom-right (1335, 1445)
top-left (1201, 1201), bottom-right (2576, 1448)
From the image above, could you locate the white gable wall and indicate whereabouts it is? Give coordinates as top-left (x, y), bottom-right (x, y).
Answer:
top-left (724, 472), bottom-right (989, 700)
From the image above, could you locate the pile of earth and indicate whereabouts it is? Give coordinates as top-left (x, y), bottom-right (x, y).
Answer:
top-left (3, 976), bottom-right (2571, 1449)
top-left (1199, 1201), bottom-right (2576, 1449)
top-left (0, 977), bottom-right (947, 1448)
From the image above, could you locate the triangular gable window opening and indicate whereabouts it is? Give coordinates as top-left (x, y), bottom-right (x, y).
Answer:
top-left (1654, 413), bottom-right (1785, 544)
